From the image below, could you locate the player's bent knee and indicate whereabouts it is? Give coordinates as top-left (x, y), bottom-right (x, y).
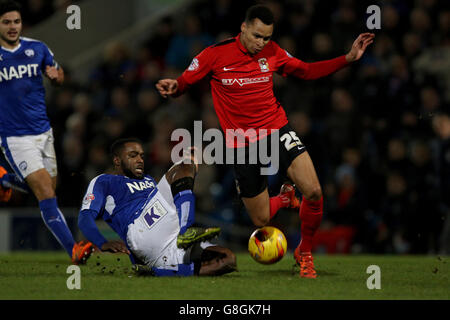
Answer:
top-left (30, 183), bottom-right (55, 201)
top-left (167, 163), bottom-right (197, 197)
top-left (242, 197), bottom-right (270, 227)
top-left (251, 214), bottom-right (270, 227)
top-left (303, 185), bottom-right (323, 201)
top-left (167, 163), bottom-right (196, 183)
top-left (26, 176), bottom-right (56, 201)
top-left (247, 205), bottom-right (270, 226)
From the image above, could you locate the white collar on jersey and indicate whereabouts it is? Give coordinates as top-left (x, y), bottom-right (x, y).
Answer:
top-left (1, 41), bottom-right (22, 53)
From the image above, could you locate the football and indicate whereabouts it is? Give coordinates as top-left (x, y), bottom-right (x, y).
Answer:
top-left (248, 226), bottom-right (287, 264)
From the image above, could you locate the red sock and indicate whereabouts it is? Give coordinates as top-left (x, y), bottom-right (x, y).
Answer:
top-left (298, 196), bottom-right (323, 253)
top-left (269, 195), bottom-right (290, 219)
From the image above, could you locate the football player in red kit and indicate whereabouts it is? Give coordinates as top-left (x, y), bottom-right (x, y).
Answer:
top-left (157, 5), bottom-right (374, 278)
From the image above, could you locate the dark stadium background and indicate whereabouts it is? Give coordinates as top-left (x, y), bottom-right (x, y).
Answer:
top-left (1, 0), bottom-right (449, 255)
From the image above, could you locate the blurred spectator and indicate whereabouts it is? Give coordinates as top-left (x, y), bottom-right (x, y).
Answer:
top-left (378, 172), bottom-right (411, 253)
top-left (165, 14), bottom-right (214, 70)
top-left (407, 140), bottom-right (441, 253)
top-left (432, 111), bottom-right (450, 253)
top-left (21, 0), bottom-right (54, 28)
top-left (84, 140), bottom-right (110, 182)
top-left (89, 42), bottom-right (136, 92)
top-left (143, 16), bottom-right (175, 63)
top-left (384, 138), bottom-right (410, 175)
top-left (196, 0), bottom-right (237, 37)
top-left (324, 88), bottom-right (361, 163)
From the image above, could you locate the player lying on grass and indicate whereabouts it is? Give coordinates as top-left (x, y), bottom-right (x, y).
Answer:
top-left (77, 138), bottom-right (237, 276)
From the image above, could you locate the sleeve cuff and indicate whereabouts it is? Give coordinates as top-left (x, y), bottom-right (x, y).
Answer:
top-left (174, 75), bottom-right (187, 97)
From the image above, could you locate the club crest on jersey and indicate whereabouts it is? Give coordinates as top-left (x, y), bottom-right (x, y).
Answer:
top-left (258, 58), bottom-right (269, 72)
top-left (19, 161), bottom-right (27, 171)
top-left (25, 49), bottom-right (35, 57)
top-left (188, 58), bottom-right (199, 71)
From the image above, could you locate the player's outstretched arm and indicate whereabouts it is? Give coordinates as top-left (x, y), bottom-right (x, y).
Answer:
top-left (78, 209), bottom-right (130, 254)
top-left (156, 79), bottom-right (179, 98)
top-left (45, 65), bottom-right (64, 86)
top-left (345, 33), bottom-right (375, 63)
top-left (280, 32), bottom-right (375, 80)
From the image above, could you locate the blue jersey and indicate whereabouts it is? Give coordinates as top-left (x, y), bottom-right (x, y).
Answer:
top-left (0, 37), bottom-right (57, 136)
top-left (80, 174), bottom-right (158, 242)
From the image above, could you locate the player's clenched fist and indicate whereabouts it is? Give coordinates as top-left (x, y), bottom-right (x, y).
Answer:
top-left (156, 79), bottom-right (178, 98)
top-left (45, 65), bottom-right (64, 85)
top-left (45, 65), bottom-right (58, 80)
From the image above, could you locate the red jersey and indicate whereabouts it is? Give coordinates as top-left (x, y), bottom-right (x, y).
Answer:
top-left (176, 33), bottom-right (349, 147)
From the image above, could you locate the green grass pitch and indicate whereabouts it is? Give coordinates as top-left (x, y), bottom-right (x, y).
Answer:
top-left (0, 251), bottom-right (448, 300)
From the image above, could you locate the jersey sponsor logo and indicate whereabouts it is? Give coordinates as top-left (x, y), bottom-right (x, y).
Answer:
top-left (24, 49), bottom-right (35, 57)
top-left (142, 200), bottom-right (168, 229)
top-left (0, 64), bottom-right (39, 82)
top-left (188, 58), bottom-right (199, 71)
top-left (258, 58), bottom-right (270, 72)
top-left (126, 180), bottom-right (155, 194)
top-left (222, 76), bottom-right (271, 87)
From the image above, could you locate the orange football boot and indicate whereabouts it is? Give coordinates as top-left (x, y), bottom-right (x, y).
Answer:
top-left (72, 241), bottom-right (95, 265)
top-left (294, 246), bottom-right (317, 278)
top-left (280, 183), bottom-right (301, 209)
top-left (0, 166), bottom-right (12, 202)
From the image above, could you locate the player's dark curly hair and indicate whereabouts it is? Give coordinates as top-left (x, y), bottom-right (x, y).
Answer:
top-left (245, 4), bottom-right (274, 25)
top-left (110, 138), bottom-right (143, 158)
top-left (0, 0), bottom-right (21, 17)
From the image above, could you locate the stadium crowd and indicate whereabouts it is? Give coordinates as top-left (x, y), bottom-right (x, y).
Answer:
top-left (16, 0), bottom-right (80, 27)
top-left (4, 0), bottom-right (449, 254)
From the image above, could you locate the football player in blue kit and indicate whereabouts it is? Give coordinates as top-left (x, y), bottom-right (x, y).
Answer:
top-left (78, 138), bottom-right (237, 276)
top-left (0, 0), bottom-right (93, 264)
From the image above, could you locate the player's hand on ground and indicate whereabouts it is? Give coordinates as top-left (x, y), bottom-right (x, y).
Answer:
top-left (156, 79), bottom-right (178, 98)
top-left (345, 33), bottom-right (375, 62)
top-left (101, 240), bottom-right (130, 254)
top-left (45, 65), bottom-right (59, 80)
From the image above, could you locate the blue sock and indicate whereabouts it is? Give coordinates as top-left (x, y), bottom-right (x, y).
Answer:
top-left (173, 190), bottom-right (195, 234)
top-left (0, 173), bottom-right (30, 193)
top-left (151, 263), bottom-right (195, 277)
top-left (39, 197), bottom-right (75, 257)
